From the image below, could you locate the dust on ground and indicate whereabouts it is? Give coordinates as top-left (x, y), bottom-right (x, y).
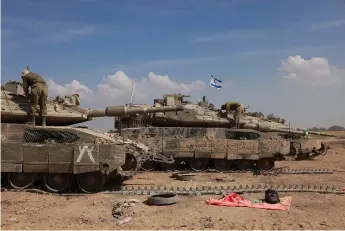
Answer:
top-left (1, 144), bottom-right (345, 230)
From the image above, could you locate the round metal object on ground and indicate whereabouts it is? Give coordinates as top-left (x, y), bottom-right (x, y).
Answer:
top-left (176, 173), bottom-right (196, 181)
top-left (213, 159), bottom-right (233, 172)
top-left (235, 159), bottom-right (253, 171)
top-left (140, 160), bottom-right (157, 171)
top-left (160, 160), bottom-right (180, 171)
top-left (43, 173), bottom-right (74, 193)
top-left (7, 172), bottom-right (35, 189)
top-left (188, 158), bottom-right (210, 171)
top-left (147, 193), bottom-right (178, 205)
top-left (257, 158), bottom-right (275, 171)
top-left (76, 171), bottom-right (105, 193)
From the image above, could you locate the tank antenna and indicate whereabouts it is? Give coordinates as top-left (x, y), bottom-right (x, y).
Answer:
top-left (129, 79), bottom-right (135, 106)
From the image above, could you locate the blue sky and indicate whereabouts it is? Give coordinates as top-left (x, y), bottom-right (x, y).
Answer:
top-left (2, 0), bottom-right (345, 131)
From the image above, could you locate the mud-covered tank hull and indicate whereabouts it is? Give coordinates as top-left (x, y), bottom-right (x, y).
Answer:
top-left (0, 123), bottom-right (146, 193)
top-left (118, 127), bottom-right (328, 172)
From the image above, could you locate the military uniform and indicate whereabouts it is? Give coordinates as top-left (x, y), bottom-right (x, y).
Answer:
top-left (22, 68), bottom-right (48, 126)
top-left (221, 101), bottom-right (244, 129)
top-left (63, 94), bottom-right (80, 107)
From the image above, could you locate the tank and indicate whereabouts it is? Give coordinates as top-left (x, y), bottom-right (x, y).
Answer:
top-left (1, 81), bottom-right (183, 126)
top-left (115, 93), bottom-right (337, 172)
top-left (1, 81), bottom-right (183, 193)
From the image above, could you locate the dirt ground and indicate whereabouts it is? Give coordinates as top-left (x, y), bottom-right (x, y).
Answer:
top-left (327, 130), bottom-right (345, 138)
top-left (1, 143), bottom-right (345, 230)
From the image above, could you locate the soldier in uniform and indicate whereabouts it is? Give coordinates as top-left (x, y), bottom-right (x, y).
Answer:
top-left (21, 67), bottom-right (48, 126)
top-left (66, 94), bottom-right (80, 107)
top-left (221, 101), bottom-right (244, 129)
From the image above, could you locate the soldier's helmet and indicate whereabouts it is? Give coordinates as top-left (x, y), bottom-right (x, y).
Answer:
top-left (22, 67), bottom-right (30, 76)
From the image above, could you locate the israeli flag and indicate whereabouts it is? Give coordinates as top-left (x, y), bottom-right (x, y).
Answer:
top-left (209, 75), bottom-right (222, 89)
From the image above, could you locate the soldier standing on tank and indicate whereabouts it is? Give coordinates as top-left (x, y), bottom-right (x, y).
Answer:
top-left (21, 66), bottom-right (48, 126)
top-left (221, 101), bottom-right (244, 129)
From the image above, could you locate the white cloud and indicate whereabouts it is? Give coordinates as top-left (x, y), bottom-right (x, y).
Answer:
top-left (280, 55), bottom-right (344, 87)
top-left (267, 55), bottom-right (345, 128)
top-left (47, 79), bottom-right (94, 101)
top-left (48, 71), bottom-right (206, 106)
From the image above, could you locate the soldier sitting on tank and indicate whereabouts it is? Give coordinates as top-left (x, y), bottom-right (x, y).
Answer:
top-left (221, 101), bottom-right (244, 129)
top-left (62, 94), bottom-right (80, 107)
top-left (21, 66), bottom-right (48, 126)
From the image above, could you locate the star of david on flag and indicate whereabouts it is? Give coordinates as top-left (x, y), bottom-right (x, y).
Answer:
top-left (209, 75), bottom-right (222, 89)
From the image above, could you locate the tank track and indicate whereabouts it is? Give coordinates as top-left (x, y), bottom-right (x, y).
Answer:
top-left (1, 183), bottom-right (344, 196)
top-left (0, 168), bottom-right (338, 195)
top-left (139, 168), bottom-right (335, 175)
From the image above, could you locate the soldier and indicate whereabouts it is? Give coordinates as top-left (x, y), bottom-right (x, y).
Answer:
top-left (21, 66), bottom-right (48, 126)
top-left (63, 94), bottom-right (80, 107)
top-left (221, 101), bottom-right (244, 129)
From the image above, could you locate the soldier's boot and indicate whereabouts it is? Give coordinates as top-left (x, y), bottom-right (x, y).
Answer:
top-left (41, 117), bottom-right (46, 127)
top-left (31, 116), bottom-right (36, 126)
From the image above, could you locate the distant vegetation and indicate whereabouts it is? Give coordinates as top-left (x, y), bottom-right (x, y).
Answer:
top-left (309, 125), bottom-right (345, 131)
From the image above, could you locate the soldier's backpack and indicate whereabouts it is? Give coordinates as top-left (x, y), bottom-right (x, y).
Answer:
top-left (265, 189), bottom-right (280, 204)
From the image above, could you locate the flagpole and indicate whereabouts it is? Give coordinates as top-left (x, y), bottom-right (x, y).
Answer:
top-left (129, 79), bottom-right (135, 106)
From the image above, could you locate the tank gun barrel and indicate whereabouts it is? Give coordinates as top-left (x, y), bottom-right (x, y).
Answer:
top-left (279, 129), bottom-right (337, 137)
top-left (243, 123), bottom-right (337, 137)
top-left (87, 105), bottom-right (184, 119)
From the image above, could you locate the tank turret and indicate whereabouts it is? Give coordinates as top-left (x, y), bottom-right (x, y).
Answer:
top-left (1, 81), bottom-right (183, 126)
top-left (115, 93), bottom-right (336, 138)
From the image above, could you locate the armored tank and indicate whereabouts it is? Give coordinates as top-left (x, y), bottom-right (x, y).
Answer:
top-left (1, 81), bottom-right (183, 193)
top-left (115, 93), bottom-right (336, 172)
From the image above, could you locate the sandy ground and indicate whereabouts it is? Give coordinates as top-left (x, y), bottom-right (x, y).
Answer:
top-left (325, 131), bottom-right (345, 138)
top-left (1, 143), bottom-right (345, 230)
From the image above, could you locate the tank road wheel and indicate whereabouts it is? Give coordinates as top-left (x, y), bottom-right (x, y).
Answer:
top-left (160, 160), bottom-right (180, 171)
top-left (7, 172), bottom-right (35, 190)
top-left (121, 153), bottom-right (140, 176)
top-left (43, 173), bottom-right (74, 193)
top-left (188, 158), bottom-right (210, 171)
top-left (213, 159), bottom-right (233, 172)
top-left (234, 160), bottom-right (253, 171)
top-left (141, 160), bottom-right (157, 171)
top-left (76, 172), bottom-right (105, 194)
top-left (257, 158), bottom-right (275, 171)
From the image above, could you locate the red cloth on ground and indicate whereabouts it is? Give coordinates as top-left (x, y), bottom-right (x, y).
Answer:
top-left (206, 192), bottom-right (292, 211)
